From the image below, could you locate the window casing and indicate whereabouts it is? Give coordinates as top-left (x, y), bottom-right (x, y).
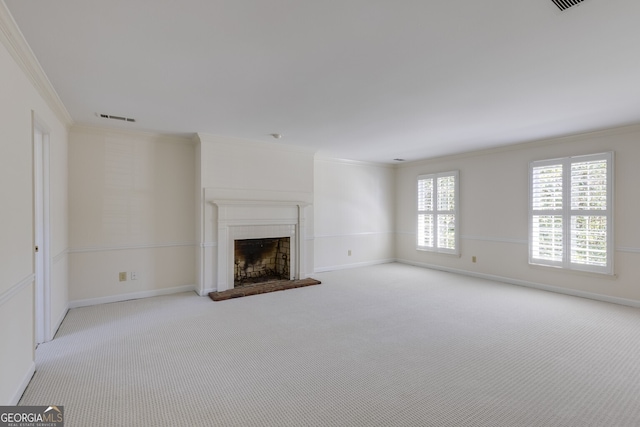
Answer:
top-left (529, 152), bottom-right (613, 274)
top-left (417, 171), bottom-right (459, 255)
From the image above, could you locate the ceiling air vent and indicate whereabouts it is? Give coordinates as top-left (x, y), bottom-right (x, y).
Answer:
top-left (551, 0), bottom-right (585, 11)
top-left (97, 113), bottom-right (136, 123)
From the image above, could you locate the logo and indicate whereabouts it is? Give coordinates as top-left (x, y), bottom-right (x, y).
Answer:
top-left (0, 406), bottom-right (64, 427)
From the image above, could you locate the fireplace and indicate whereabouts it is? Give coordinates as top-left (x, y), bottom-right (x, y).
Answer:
top-left (208, 199), bottom-right (309, 292)
top-left (234, 237), bottom-right (290, 286)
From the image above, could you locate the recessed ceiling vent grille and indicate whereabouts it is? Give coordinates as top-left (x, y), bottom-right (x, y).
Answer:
top-left (97, 113), bottom-right (136, 123)
top-left (551, 0), bottom-right (585, 11)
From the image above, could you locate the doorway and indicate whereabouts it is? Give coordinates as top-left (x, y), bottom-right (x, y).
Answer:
top-left (33, 113), bottom-right (51, 345)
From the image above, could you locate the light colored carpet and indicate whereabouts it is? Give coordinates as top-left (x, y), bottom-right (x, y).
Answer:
top-left (19, 263), bottom-right (640, 426)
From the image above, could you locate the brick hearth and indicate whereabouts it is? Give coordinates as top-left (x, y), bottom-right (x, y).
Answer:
top-left (208, 278), bottom-right (321, 301)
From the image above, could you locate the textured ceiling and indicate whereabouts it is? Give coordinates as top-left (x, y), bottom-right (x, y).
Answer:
top-left (5, 0), bottom-right (640, 163)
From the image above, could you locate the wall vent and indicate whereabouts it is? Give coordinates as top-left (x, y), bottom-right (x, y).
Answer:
top-left (97, 113), bottom-right (136, 123)
top-left (551, 0), bottom-right (585, 11)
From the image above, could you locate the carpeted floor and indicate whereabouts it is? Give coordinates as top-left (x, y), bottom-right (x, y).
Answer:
top-left (19, 263), bottom-right (640, 426)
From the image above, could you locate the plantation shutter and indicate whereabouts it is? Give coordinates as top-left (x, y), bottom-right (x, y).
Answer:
top-left (436, 175), bottom-right (456, 251)
top-left (570, 158), bottom-right (608, 268)
top-left (529, 152), bottom-right (613, 274)
top-left (417, 171), bottom-right (459, 254)
top-left (530, 161), bottom-right (564, 265)
top-left (417, 176), bottom-right (434, 248)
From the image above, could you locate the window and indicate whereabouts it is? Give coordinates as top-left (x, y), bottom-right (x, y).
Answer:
top-left (529, 152), bottom-right (613, 274)
top-left (417, 171), bottom-right (459, 254)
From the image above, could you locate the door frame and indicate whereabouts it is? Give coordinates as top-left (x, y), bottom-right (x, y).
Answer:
top-left (33, 112), bottom-right (51, 345)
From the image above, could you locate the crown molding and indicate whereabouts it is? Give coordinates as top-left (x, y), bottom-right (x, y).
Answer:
top-left (314, 155), bottom-right (396, 169)
top-left (0, 1), bottom-right (73, 127)
top-left (398, 123), bottom-right (640, 168)
top-left (196, 132), bottom-right (317, 156)
top-left (71, 123), bottom-right (195, 144)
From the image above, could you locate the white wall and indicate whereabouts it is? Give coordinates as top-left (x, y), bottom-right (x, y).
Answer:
top-left (396, 125), bottom-right (640, 305)
top-left (49, 115), bottom-right (70, 340)
top-left (314, 158), bottom-right (396, 271)
top-left (68, 127), bottom-right (196, 306)
top-left (196, 134), bottom-right (315, 293)
top-left (0, 4), bottom-right (70, 404)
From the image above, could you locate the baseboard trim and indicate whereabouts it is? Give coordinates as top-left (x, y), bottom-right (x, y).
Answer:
top-left (396, 259), bottom-right (640, 308)
top-left (50, 304), bottom-right (69, 340)
top-left (69, 284), bottom-right (197, 308)
top-left (314, 258), bottom-right (395, 273)
top-left (10, 362), bottom-right (35, 405)
top-left (199, 288), bottom-right (216, 297)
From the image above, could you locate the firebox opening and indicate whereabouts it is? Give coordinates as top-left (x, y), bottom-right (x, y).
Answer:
top-left (234, 237), bottom-right (290, 287)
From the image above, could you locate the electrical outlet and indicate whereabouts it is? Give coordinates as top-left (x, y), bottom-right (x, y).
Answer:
top-left (348, 250), bottom-right (352, 256)
top-left (119, 272), bottom-right (127, 282)
top-left (472, 256), bottom-right (477, 263)
top-left (130, 272), bottom-right (138, 280)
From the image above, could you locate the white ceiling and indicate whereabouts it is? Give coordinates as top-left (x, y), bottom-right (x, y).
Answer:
top-left (5, 0), bottom-right (640, 163)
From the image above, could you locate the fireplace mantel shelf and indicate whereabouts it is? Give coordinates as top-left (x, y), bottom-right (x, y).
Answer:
top-left (209, 199), bottom-right (310, 208)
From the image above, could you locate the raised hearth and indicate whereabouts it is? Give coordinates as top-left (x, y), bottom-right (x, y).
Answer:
top-left (208, 278), bottom-right (321, 301)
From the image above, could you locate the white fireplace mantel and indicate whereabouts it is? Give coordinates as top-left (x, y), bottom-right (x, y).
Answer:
top-left (209, 199), bottom-right (309, 291)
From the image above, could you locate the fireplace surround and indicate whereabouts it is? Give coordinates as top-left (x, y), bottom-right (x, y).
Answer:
top-left (209, 199), bottom-right (309, 292)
